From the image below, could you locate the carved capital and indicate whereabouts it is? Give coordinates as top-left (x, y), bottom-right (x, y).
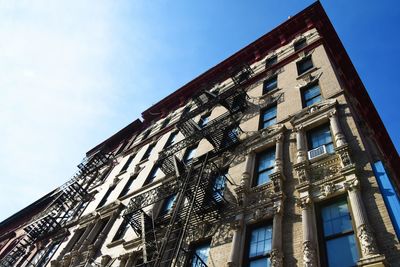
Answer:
top-left (357, 224), bottom-right (379, 257)
top-left (303, 241), bottom-right (317, 267)
top-left (339, 151), bottom-right (352, 167)
top-left (296, 196), bottom-right (312, 210)
top-left (275, 133), bottom-right (284, 143)
top-left (344, 178), bottom-right (360, 192)
top-left (297, 169), bottom-right (309, 183)
top-left (320, 182), bottom-right (336, 198)
top-left (270, 249), bottom-right (283, 267)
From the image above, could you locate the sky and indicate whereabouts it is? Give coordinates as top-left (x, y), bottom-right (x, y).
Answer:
top-left (0, 0), bottom-right (399, 222)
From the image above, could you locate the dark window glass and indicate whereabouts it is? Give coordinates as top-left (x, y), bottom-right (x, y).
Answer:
top-left (294, 38), bottom-right (307, 51)
top-left (198, 113), bottom-right (210, 128)
top-left (212, 171), bottom-right (226, 202)
top-left (159, 194), bottom-right (176, 216)
top-left (97, 187), bottom-right (114, 208)
top-left (181, 105), bottom-right (191, 119)
top-left (255, 149), bottom-right (275, 186)
top-left (308, 125), bottom-right (334, 154)
top-left (220, 127), bottom-right (240, 149)
top-left (119, 173), bottom-right (139, 197)
top-left (120, 155), bottom-right (135, 173)
top-left (297, 56), bottom-right (314, 75)
top-left (183, 145), bottom-right (197, 165)
top-left (265, 55), bottom-right (277, 68)
top-left (141, 143), bottom-right (155, 161)
top-left (89, 219), bottom-right (108, 244)
top-left (144, 165), bottom-right (160, 185)
top-left (246, 224), bottom-right (273, 266)
top-left (113, 218), bottom-right (130, 241)
top-left (260, 106), bottom-right (277, 129)
top-left (190, 241), bottom-right (211, 267)
top-left (303, 84), bottom-right (322, 107)
top-left (263, 77), bottom-right (278, 94)
top-left (160, 117), bottom-right (171, 129)
top-left (320, 199), bottom-right (359, 266)
top-left (115, 140), bottom-right (129, 155)
top-left (165, 131), bottom-right (178, 148)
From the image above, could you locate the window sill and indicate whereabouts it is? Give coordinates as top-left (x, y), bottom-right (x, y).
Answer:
top-left (106, 239), bottom-right (125, 248)
top-left (261, 87), bottom-right (280, 98)
top-left (308, 151), bottom-right (335, 164)
top-left (296, 67), bottom-right (319, 80)
top-left (138, 158), bottom-right (149, 165)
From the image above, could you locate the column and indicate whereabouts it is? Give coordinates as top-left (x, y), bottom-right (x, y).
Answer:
top-left (241, 153), bottom-right (255, 188)
top-left (270, 204), bottom-right (283, 267)
top-left (295, 126), bottom-right (307, 163)
top-left (298, 197), bottom-right (317, 267)
top-left (227, 215), bottom-right (243, 267)
top-left (93, 212), bottom-right (119, 249)
top-left (274, 134), bottom-right (284, 173)
top-left (78, 219), bottom-right (103, 252)
top-left (345, 179), bottom-right (379, 258)
top-left (329, 110), bottom-right (346, 148)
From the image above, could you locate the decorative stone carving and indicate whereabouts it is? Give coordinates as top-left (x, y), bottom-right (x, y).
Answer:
top-left (270, 249), bottom-right (283, 267)
top-left (296, 196), bottom-right (312, 209)
top-left (320, 182), bottom-right (336, 197)
top-left (303, 241), bottom-right (317, 267)
top-left (339, 151), bottom-right (352, 167)
top-left (344, 178), bottom-right (359, 192)
top-left (358, 224), bottom-right (379, 257)
top-left (297, 169), bottom-right (309, 183)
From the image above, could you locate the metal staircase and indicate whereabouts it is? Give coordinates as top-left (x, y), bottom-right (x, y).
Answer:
top-left (0, 150), bottom-right (115, 267)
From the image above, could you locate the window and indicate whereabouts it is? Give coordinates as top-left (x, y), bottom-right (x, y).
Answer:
top-left (112, 218), bottom-right (130, 242)
top-left (89, 219), bottom-right (108, 244)
top-left (115, 140), bottom-right (129, 155)
top-left (265, 55), bottom-right (277, 68)
top-left (302, 83), bottom-right (322, 107)
top-left (97, 187), bottom-right (114, 208)
top-left (245, 224), bottom-right (273, 267)
top-left (119, 154), bottom-right (135, 173)
top-left (307, 124), bottom-right (334, 155)
top-left (141, 143), bottom-right (155, 161)
top-left (263, 76), bottom-right (277, 94)
top-left (254, 149), bottom-right (275, 186)
top-left (141, 129), bottom-right (151, 141)
top-left (119, 173), bottom-right (139, 197)
top-left (159, 194), bottom-right (176, 216)
top-left (220, 127), bottom-right (240, 149)
top-left (29, 241), bottom-right (61, 267)
top-left (297, 56), bottom-right (314, 75)
top-left (319, 199), bottom-right (359, 267)
top-left (164, 131), bottom-right (178, 148)
top-left (190, 241), bottom-right (211, 267)
top-left (160, 117), bottom-right (171, 130)
top-left (181, 105), bottom-right (191, 119)
top-left (198, 113), bottom-right (211, 128)
top-left (183, 145), bottom-right (197, 165)
top-left (212, 171), bottom-right (226, 202)
top-left (260, 106), bottom-right (277, 129)
top-left (294, 38), bottom-right (307, 51)
top-left (144, 165), bottom-right (160, 185)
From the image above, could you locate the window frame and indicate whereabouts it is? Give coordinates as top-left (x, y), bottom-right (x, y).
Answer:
top-left (265, 55), bottom-right (277, 68)
top-left (183, 145), bottom-right (198, 165)
top-left (306, 124), bottom-right (334, 155)
top-left (243, 221), bottom-right (273, 267)
top-left (262, 76), bottom-right (278, 95)
top-left (301, 82), bottom-right (323, 108)
top-left (188, 239), bottom-right (212, 267)
top-left (198, 112), bottom-right (211, 128)
top-left (164, 131), bottom-right (179, 148)
top-left (141, 143), bottom-right (155, 162)
top-left (259, 105), bottom-right (277, 130)
top-left (112, 217), bottom-right (130, 242)
top-left (294, 38), bottom-right (307, 52)
top-left (297, 56), bottom-right (314, 75)
top-left (158, 194), bottom-right (177, 217)
top-left (253, 148), bottom-right (276, 187)
top-left (316, 196), bottom-right (360, 267)
top-left (144, 165), bottom-right (160, 185)
top-left (119, 154), bottom-right (135, 174)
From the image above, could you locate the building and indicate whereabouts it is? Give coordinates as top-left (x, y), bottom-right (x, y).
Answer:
top-left (1, 2), bottom-right (399, 267)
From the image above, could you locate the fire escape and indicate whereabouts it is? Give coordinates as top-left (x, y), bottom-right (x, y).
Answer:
top-left (0, 149), bottom-right (115, 267)
top-left (123, 64), bottom-right (253, 267)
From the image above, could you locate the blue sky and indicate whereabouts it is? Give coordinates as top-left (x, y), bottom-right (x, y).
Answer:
top-left (0, 0), bottom-right (398, 221)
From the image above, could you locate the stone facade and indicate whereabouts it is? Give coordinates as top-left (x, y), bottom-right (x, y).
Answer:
top-left (1, 2), bottom-right (399, 267)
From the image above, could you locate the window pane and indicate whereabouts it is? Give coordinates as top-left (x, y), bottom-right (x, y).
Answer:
top-left (263, 106), bottom-right (277, 120)
top-left (263, 77), bottom-right (277, 93)
top-left (263, 118), bottom-right (277, 128)
top-left (304, 85), bottom-right (321, 100)
top-left (322, 200), bottom-right (353, 236)
top-left (212, 173), bottom-right (226, 201)
top-left (298, 58), bottom-right (313, 74)
top-left (309, 126), bottom-right (333, 150)
top-left (326, 234), bottom-right (359, 267)
top-left (184, 147), bottom-right (197, 163)
top-left (249, 225), bottom-right (273, 257)
top-left (258, 150), bottom-right (275, 171)
top-left (305, 95), bottom-right (322, 107)
top-left (294, 38), bottom-right (307, 51)
top-left (265, 55), bottom-right (277, 68)
top-left (250, 258), bottom-right (270, 267)
top-left (160, 194), bottom-right (176, 214)
top-left (192, 242), bottom-right (210, 267)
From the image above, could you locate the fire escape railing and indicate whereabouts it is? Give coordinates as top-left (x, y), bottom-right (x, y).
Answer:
top-left (0, 150), bottom-right (115, 267)
top-left (122, 64), bottom-right (253, 267)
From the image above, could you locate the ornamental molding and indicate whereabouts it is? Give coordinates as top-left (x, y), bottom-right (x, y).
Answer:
top-left (270, 249), bottom-right (283, 267)
top-left (295, 71), bottom-right (323, 90)
top-left (303, 241), bottom-right (317, 267)
top-left (240, 124), bottom-right (286, 154)
top-left (290, 99), bottom-right (337, 127)
top-left (357, 224), bottom-right (379, 257)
